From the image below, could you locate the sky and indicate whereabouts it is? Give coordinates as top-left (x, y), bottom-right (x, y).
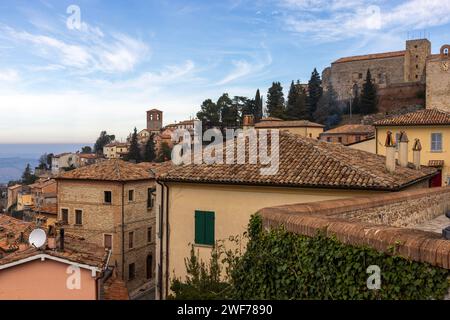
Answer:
top-left (0, 0), bottom-right (449, 143)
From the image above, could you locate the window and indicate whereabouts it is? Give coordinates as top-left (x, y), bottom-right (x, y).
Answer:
top-left (338, 137), bottom-right (343, 143)
top-left (431, 133), bottom-right (443, 152)
top-left (75, 210), bottom-right (83, 225)
top-left (61, 209), bottom-right (69, 224)
top-left (104, 234), bottom-right (112, 249)
top-left (356, 136), bottom-right (361, 142)
top-left (129, 231), bottom-right (134, 249)
top-left (358, 73), bottom-right (363, 79)
top-left (128, 190), bottom-right (134, 202)
top-left (147, 188), bottom-right (154, 209)
top-left (147, 227), bottom-right (152, 243)
top-left (326, 137), bottom-right (331, 142)
top-left (194, 211), bottom-right (215, 246)
top-left (128, 263), bottom-right (135, 280)
top-left (146, 255), bottom-right (153, 279)
top-left (104, 191), bottom-right (112, 204)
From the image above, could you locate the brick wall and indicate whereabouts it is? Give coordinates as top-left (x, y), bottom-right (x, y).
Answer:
top-left (57, 179), bottom-right (156, 294)
top-left (258, 187), bottom-right (450, 269)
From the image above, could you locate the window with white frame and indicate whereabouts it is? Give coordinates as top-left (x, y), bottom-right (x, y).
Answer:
top-left (431, 133), bottom-right (443, 152)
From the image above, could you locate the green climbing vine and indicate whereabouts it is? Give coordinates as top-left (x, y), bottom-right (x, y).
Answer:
top-left (230, 215), bottom-right (450, 300)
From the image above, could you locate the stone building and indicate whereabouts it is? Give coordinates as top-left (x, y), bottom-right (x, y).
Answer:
top-left (147, 109), bottom-right (163, 134)
top-left (322, 39), bottom-right (449, 113)
top-left (56, 160), bottom-right (157, 295)
top-left (426, 45), bottom-right (450, 112)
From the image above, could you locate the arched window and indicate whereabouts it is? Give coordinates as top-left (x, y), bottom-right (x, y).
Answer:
top-left (445, 48), bottom-right (449, 56)
top-left (146, 254), bottom-right (153, 279)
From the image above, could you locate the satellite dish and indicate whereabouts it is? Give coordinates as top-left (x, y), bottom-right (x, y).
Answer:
top-left (29, 228), bottom-right (47, 248)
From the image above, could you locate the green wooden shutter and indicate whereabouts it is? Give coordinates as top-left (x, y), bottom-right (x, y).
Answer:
top-left (204, 212), bottom-right (215, 245)
top-left (195, 211), bottom-right (215, 245)
top-left (195, 211), bottom-right (204, 244)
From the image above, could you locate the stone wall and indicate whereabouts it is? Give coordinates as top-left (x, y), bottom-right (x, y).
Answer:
top-left (377, 82), bottom-right (425, 113)
top-left (258, 187), bottom-right (450, 269)
top-left (57, 179), bottom-right (156, 293)
top-left (329, 55), bottom-right (405, 101)
top-left (426, 47), bottom-right (450, 112)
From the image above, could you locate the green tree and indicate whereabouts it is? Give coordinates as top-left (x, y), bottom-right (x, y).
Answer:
top-left (197, 99), bottom-right (221, 129)
top-left (218, 94), bottom-right (239, 128)
top-left (143, 134), bottom-right (156, 162)
top-left (313, 84), bottom-right (342, 129)
top-left (157, 142), bottom-right (172, 162)
top-left (21, 164), bottom-right (38, 185)
top-left (307, 68), bottom-right (323, 120)
top-left (94, 131), bottom-right (115, 155)
top-left (255, 89), bottom-right (263, 121)
top-left (128, 127), bottom-right (141, 163)
top-left (285, 80), bottom-right (308, 120)
top-left (38, 153), bottom-right (49, 170)
top-left (266, 82), bottom-right (285, 119)
top-left (360, 69), bottom-right (378, 115)
top-left (81, 146), bottom-right (92, 153)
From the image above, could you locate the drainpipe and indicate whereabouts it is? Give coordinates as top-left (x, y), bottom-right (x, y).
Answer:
top-left (165, 182), bottom-right (170, 299)
top-left (121, 183), bottom-right (125, 280)
top-left (385, 131), bottom-right (396, 173)
top-left (155, 180), bottom-right (164, 300)
top-left (413, 138), bottom-right (422, 170)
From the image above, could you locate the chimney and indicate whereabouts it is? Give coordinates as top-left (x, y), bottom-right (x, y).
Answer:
top-left (243, 115), bottom-right (255, 130)
top-left (59, 228), bottom-right (65, 251)
top-left (47, 225), bottom-right (56, 250)
top-left (385, 131), bottom-right (396, 173)
top-left (413, 138), bottom-right (422, 170)
top-left (398, 131), bottom-right (409, 168)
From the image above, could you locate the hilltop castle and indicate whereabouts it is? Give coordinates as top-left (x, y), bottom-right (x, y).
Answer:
top-left (322, 39), bottom-right (450, 113)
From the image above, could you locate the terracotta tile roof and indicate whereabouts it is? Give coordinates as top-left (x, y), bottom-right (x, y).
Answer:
top-left (160, 131), bottom-right (436, 191)
top-left (103, 277), bottom-right (130, 300)
top-left (374, 109), bottom-right (450, 126)
top-left (321, 125), bottom-right (375, 135)
top-left (0, 215), bottom-right (34, 252)
top-left (56, 159), bottom-right (155, 181)
top-left (259, 117), bottom-right (283, 122)
top-left (8, 184), bottom-right (22, 191)
top-left (0, 216), bottom-right (108, 269)
top-left (137, 161), bottom-right (175, 178)
top-left (333, 50), bottom-right (406, 64)
top-left (29, 179), bottom-right (56, 190)
top-left (79, 153), bottom-right (98, 159)
top-left (255, 120), bottom-right (324, 128)
top-left (105, 142), bottom-right (129, 148)
top-left (428, 160), bottom-right (445, 167)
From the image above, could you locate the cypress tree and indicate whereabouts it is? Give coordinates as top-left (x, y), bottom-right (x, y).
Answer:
top-left (255, 89), bottom-right (263, 121)
top-left (285, 80), bottom-right (308, 120)
top-left (266, 82), bottom-right (285, 119)
top-left (143, 134), bottom-right (156, 162)
top-left (307, 68), bottom-right (323, 120)
top-left (360, 69), bottom-right (378, 115)
top-left (128, 127), bottom-right (141, 163)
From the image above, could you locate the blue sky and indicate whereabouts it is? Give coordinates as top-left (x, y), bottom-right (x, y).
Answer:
top-left (0, 0), bottom-right (449, 143)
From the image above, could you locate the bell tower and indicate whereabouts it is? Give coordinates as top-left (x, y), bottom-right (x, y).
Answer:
top-left (147, 109), bottom-right (163, 133)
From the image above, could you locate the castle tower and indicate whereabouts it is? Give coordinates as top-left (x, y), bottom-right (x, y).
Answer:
top-left (404, 39), bottom-right (431, 83)
top-left (147, 109), bottom-right (163, 133)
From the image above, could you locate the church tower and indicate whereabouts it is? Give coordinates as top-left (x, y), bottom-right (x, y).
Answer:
top-left (147, 109), bottom-right (163, 133)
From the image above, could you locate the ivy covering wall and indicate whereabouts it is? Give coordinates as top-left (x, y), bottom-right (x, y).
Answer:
top-left (230, 215), bottom-right (450, 300)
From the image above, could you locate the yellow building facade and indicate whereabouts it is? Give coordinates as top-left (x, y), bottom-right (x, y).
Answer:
top-left (374, 109), bottom-right (450, 186)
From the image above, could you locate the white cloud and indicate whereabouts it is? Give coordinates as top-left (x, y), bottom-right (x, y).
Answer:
top-left (216, 52), bottom-right (272, 85)
top-left (1, 25), bottom-right (149, 74)
top-left (281, 0), bottom-right (450, 42)
top-left (0, 69), bottom-right (20, 82)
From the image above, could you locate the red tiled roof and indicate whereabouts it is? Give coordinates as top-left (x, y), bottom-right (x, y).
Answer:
top-left (56, 159), bottom-right (155, 181)
top-left (160, 131), bottom-right (436, 191)
top-left (0, 216), bottom-right (108, 269)
top-left (137, 161), bottom-right (175, 178)
top-left (374, 109), bottom-right (450, 126)
top-left (255, 120), bottom-right (324, 128)
top-left (105, 142), bottom-right (129, 148)
top-left (333, 50), bottom-right (406, 64)
top-left (321, 125), bottom-right (375, 135)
